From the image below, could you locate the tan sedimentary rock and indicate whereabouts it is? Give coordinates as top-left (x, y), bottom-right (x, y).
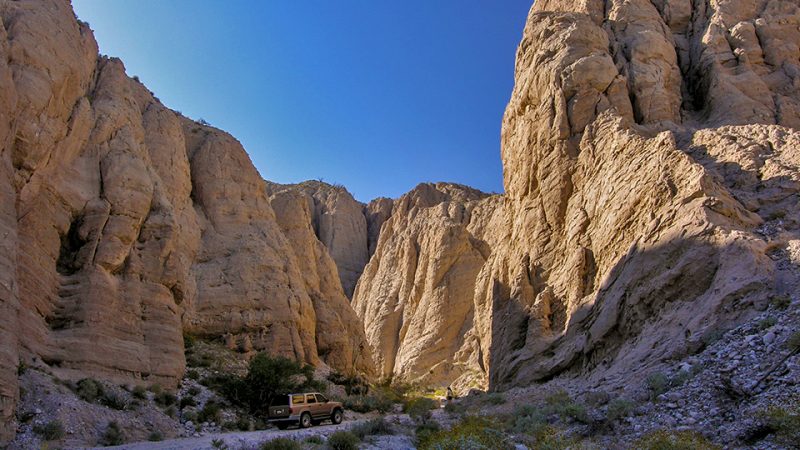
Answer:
top-left (478, 0), bottom-right (800, 390)
top-left (352, 183), bottom-right (504, 389)
top-left (364, 197), bottom-right (394, 257)
top-left (266, 181), bottom-right (369, 299)
top-left (0, 0), bottom-right (372, 440)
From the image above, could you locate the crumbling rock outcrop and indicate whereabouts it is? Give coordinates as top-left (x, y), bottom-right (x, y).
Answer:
top-left (352, 183), bottom-right (504, 389)
top-left (0, 0), bottom-right (372, 441)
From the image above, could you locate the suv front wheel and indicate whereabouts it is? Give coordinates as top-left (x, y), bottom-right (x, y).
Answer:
top-left (331, 409), bottom-right (343, 425)
top-left (300, 412), bottom-right (312, 428)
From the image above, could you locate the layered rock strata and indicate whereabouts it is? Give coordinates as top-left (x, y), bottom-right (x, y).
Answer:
top-left (0, 0), bottom-right (372, 440)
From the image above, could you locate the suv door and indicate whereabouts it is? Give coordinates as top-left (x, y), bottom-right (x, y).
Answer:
top-left (306, 393), bottom-right (322, 418)
top-left (315, 393), bottom-right (330, 415)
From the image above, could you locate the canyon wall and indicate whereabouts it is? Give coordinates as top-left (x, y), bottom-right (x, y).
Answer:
top-left (352, 183), bottom-right (504, 390)
top-left (479, 0), bottom-right (800, 390)
top-left (0, 0), bottom-right (372, 440)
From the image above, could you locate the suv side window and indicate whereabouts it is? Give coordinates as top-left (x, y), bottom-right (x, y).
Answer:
top-left (292, 394), bottom-right (305, 404)
top-left (306, 394), bottom-right (317, 403)
top-left (315, 394), bottom-right (328, 403)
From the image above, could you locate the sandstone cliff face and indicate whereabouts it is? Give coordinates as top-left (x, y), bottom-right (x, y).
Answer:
top-left (352, 183), bottom-right (504, 389)
top-left (266, 181), bottom-right (369, 299)
top-left (0, 0), bottom-right (371, 440)
top-left (479, 0), bottom-right (800, 390)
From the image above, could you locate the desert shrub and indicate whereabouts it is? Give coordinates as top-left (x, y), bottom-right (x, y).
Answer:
top-left (606, 399), bottom-right (634, 422)
top-left (351, 417), bottom-right (393, 439)
top-left (260, 437), bottom-right (301, 450)
top-left (188, 386), bottom-right (201, 396)
top-left (484, 392), bottom-right (506, 405)
top-left (563, 402), bottom-right (589, 424)
top-left (510, 405), bottom-right (549, 436)
top-left (418, 416), bottom-right (513, 450)
top-left (211, 353), bottom-right (322, 416)
top-left (183, 411), bottom-right (198, 422)
top-left (148, 384), bottom-right (163, 394)
top-left (342, 393), bottom-right (393, 413)
top-left (211, 438), bottom-right (228, 450)
top-left (198, 400), bottom-right (222, 423)
top-left (787, 332), bottom-right (800, 352)
top-left (148, 431), bottom-right (164, 441)
top-left (529, 425), bottom-right (576, 450)
top-left (17, 362), bottom-right (26, 376)
top-left (541, 390), bottom-right (589, 423)
top-left (155, 391), bottom-right (177, 407)
top-left (771, 294), bottom-right (791, 310)
top-left (33, 420), bottom-right (65, 440)
top-left (327, 372), bottom-right (369, 395)
top-left (758, 317), bottom-right (777, 330)
top-left (165, 406), bottom-right (177, 418)
top-left (100, 421), bottom-right (125, 446)
top-left (635, 429), bottom-right (719, 450)
top-left (415, 420), bottom-right (441, 445)
top-left (180, 396), bottom-right (197, 409)
top-left (305, 435), bottom-right (323, 444)
top-left (444, 401), bottom-right (465, 414)
top-left (186, 369), bottom-right (200, 380)
top-left (76, 378), bottom-right (104, 403)
top-left (405, 397), bottom-right (438, 424)
top-left (132, 385), bottom-right (147, 399)
top-left (101, 390), bottom-right (129, 410)
top-left (584, 390), bottom-right (610, 407)
top-left (326, 431), bottom-right (360, 450)
top-left (760, 404), bottom-right (800, 446)
top-left (646, 373), bottom-right (669, 399)
top-left (236, 416), bottom-right (251, 431)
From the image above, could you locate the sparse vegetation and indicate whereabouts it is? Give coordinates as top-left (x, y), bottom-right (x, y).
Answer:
top-left (605, 398), bottom-right (634, 423)
top-left (17, 362), bottom-right (26, 376)
top-left (444, 400), bottom-right (464, 414)
top-left (155, 391), bottom-right (177, 407)
top-left (404, 397), bottom-right (438, 424)
top-left (33, 420), bottom-right (65, 440)
top-left (341, 392), bottom-right (393, 413)
top-left (415, 420), bottom-right (441, 445)
top-left (351, 417), bottom-right (393, 439)
top-left (100, 421), bottom-right (125, 446)
top-left (326, 431), bottom-right (360, 450)
top-left (198, 400), bottom-right (222, 423)
top-left (787, 332), bottom-right (800, 352)
top-left (147, 431), bottom-right (164, 441)
top-left (211, 438), bottom-right (229, 449)
top-left (180, 396), bottom-right (197, 408)
top-left (484, 392), bottom-right (506, 405)
top-left (633, 429), bottom-right (720, 450)
top-left (260, 437), bottom-right (301, 450)
top-left (758, 316), bottom-right (777, 330)
top-left (760, 404), bottom-right (800, 446)
top-left (75, 378), bottom-right (104, 403)
top-left (186, 369), bottom-right (200, 380)
top-left (771, 294), bottom-right (791, 310)
top-left (417, 416), bottom-right (514, 450)
top-left (646, 372), bottom-right (669, 399)
top-left (132, 385), bottom-right (147, 399)
top-left (305, 435), bottom-right (323, 444)
top-left (101, 390), bottom-right (129, 410)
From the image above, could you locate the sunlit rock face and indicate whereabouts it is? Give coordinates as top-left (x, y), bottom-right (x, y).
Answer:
top-left (479, 0), bottom-right (800, 390)
top-left (0, 0), bottom-right (372, 441)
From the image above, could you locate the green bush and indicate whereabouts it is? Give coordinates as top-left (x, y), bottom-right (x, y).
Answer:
top-left (180, 396), bottom-right (197, 408)
top-left (260, 437), bottom-right (301, 450)
top-left (634, 429), bottom-right (720, 449)
top-left (327, 431), bottom-right (360, 450)
top-left (758, 317), bottom-right (777, 330)
top-left (646, 373), bottom-right (669, 399)
top-left (771, 294), bottom-right (791, 310)
top-left (155, 391), bottom-right (177, 407)
top-left (165, 406), bottom-right (177, 418)
top-left (76, 378), bottom-right (104, 403)
top-left (510, 405), bottom-right (549, 436)
top-left (183, 411), bottom-right (198, 422)
top-left (101, 390), bottom-right (129, 410)
top-left (148, 431), bottom-right (164, 441)
top-left (148, 384), bottom-right (163, 394)
top-left (342, 392), bottom-right (394, 413)
top-left (305, 435), bottom-right (323, 444)
top-left (405, 397), bottom-right (438, 424)
top-left (236, 416), bottom-right (251, 431)
top-left (529, 426), bottom-right (576, 450)
top-left (188, 386), bottom-right (201, 396)
top-left (183, 332), bottom-right (196, 350)
top-left (787, 332), bottom-right (800, 352)
top-left (186, 369), bottom-right (200, 380)
top-left (484, 392), bottom-right (506, 405)
top-left (132, 385), bottom-right (147, 400)
top-left (351, 417), bottom-right (393, 439)
top-left (198, 400), bottom-right (222, 423)
top-left (209, 353), bottom-right (322, 416)
top-left (415, 420), bottom-right (441, 445)
top-left (761, 405), bottom-right (800, 446)
top-left (444, 401), bottom-right (464, 414)
top-left (33, 420), bottom-right (65, 440)
top-left (418, 416), bottom-right (514, 450)
top-left (100, 421), bottom-right (125, 446)
top-left (606, 399), bottom-right (634, 422)
top-left (211, 438), bottom-right (228, 450)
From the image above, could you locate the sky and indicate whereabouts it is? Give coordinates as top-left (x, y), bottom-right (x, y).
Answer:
top-left (72, 1), bottom-right (532, 202)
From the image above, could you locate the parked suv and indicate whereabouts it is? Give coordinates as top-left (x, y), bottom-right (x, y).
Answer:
top-left (267, 392), bottom-right (344, 429)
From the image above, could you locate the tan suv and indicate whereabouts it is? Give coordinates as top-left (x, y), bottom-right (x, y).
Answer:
top-left (267, 392), bottom-right (344, 429)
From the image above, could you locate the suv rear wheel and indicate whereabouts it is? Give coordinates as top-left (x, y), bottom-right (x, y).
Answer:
top-left (300, 412), bottom-right (312, 428)
top-left (331, 408), bottom-right (343, 424)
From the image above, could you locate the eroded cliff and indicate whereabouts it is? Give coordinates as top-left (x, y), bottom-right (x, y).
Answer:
top-left (0, 0), bottom-right (372, 440)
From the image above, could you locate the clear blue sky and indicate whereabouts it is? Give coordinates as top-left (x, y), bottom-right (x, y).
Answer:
top-left (72, 1), bottom-right (532, 202)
